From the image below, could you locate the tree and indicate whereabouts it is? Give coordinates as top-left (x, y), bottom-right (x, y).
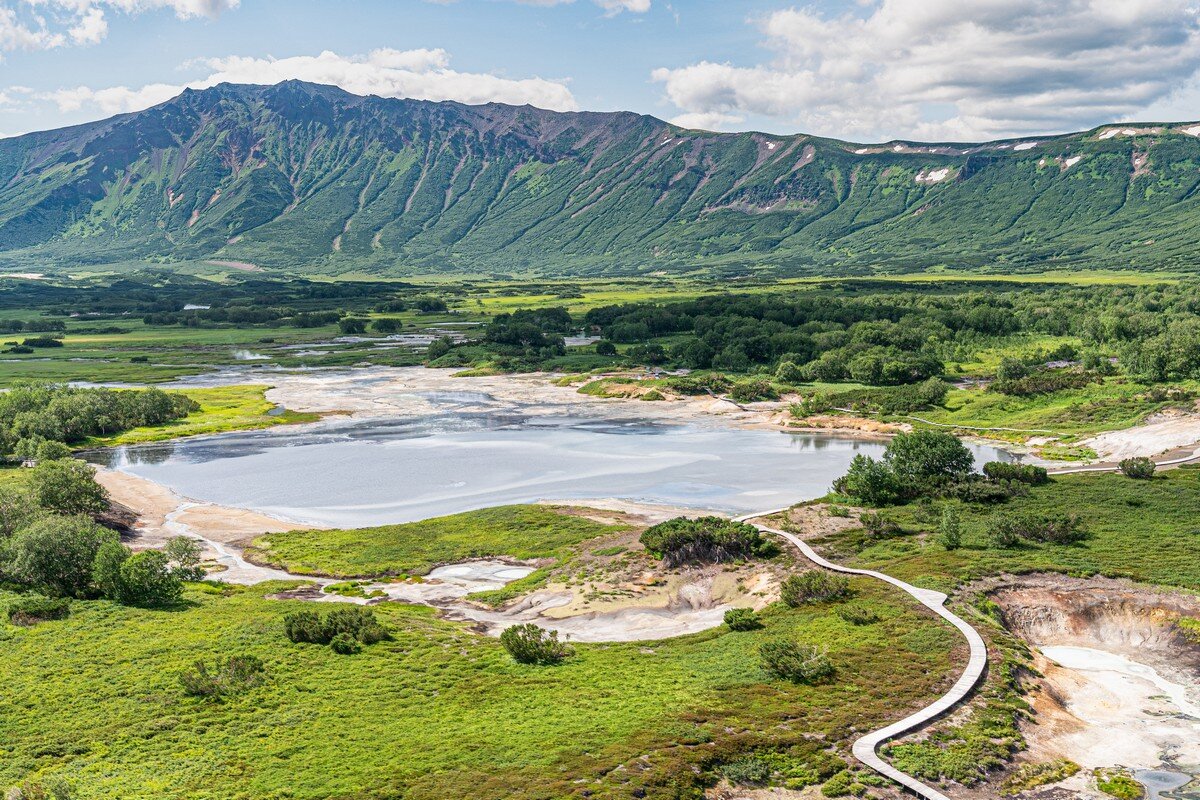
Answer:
top-left (938, 506), bottom-right (962, 550)
top-left (426, 336), bottom-right (454, 360)
top-left (7, 515), bottom-right (116, 597)
top-left (834, 454), bottom-right (902, 505)
top-left (118, 550), bottom-right (182, 606)
top-left (995, 357), bottom-right (1029, 382)
top-left (0, 485), bottom-right (43, 540)
top-left (92, 540), bottom-right (130, 600)
top-left (338, 317), bottom-right (368, 335)
top-left (1118, 457), bottom-right (1156, 479)
top-left (883, 430), bottom-right (974, 485)
top-left (500, 623), bottom-right (573, 665)
top-left (371, 317), bottom-right (400, 334)
top-left (780, 571), bottom-right (850, 606)
top-left (759, 641), bottom-right (834, 683)
top-left (164, 536), bottom-right (206, 581)
top-left (595, 340), bottom-right (617, 356)
top-left (29, 460), bottom-right (109, 515)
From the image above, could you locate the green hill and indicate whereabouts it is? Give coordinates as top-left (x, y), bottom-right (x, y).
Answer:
top-left (2, 80), bottom-right (1198, 276)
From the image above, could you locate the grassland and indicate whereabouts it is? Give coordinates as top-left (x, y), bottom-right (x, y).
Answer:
top-left (804, 469), bottom-right (1200, 592)
top-left (0, 576), bottom-right (958, 799)
top-left (88, 385), bottom-right (320, 446)
top-left (897, 379), bottom-right (1192, 441)
top-left (247, 505), bottom-right (622, 578)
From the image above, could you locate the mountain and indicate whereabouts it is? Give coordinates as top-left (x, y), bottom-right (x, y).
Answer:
top-left (2, 80), bottom-right (1199, 276)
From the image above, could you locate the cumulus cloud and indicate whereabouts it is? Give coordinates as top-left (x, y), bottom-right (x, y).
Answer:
top-left (653, 0), bottom-right (1200, 140)
top-left (37, 47), bottom-right (579, 116)
top-left (0, 0), bottom-right (234, 53)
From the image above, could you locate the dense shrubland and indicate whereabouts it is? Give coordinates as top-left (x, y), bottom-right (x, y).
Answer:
top-left (639, 516), bottom-right (778, 566)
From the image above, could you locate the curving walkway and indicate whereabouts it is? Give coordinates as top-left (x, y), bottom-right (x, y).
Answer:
top-left (736, 510), bottom-right (987, 800)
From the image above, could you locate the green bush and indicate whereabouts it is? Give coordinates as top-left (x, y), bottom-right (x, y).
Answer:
top-left (729, 379), bottom-right (777, 403)
top-left (117, 551), bottom-right (183, 607)
top-left (781, 571), bottom-right (850, 606)
top-left (640, 516), bottom-right (777, 566)
top-left (723, 608), bottom-right (763, 631)
top-left (4, 779), bottom-right (74, 800)
top-left (6, 595), bottom-right (70, 626)
top-left (283, 607), bottom-right (388, 650)
top-left (938, 505), bottom-right (962, 550)
top-left (988, 511), bottom-right (1086, 546)
top-left (330, 633), bottom-right (363, 655)
top-left (982, 461), bottom-right (1049, 485)
top-left (500, 623), bottom-right (573, 665)
top-left (722, 757), bottom-right (772, 786)
top-left (283, 610), bottom-right (326, 644)
top-left (859, 511), bottom-right (900, 539)
top-left (180, 655), bottom-right (266, 700)
top-left (835, 604), bottom-right (879, 625)
top-left (1118, 457), bottom-right (1156, 479)
top-left (759, 641), bottom-right (834, 684)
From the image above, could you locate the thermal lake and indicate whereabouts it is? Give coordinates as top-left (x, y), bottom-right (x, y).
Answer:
top-left (87, 373), bottom-right (1011, 527)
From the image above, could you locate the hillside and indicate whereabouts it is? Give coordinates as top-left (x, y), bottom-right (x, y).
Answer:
top-left (1, 81), bottom-right (1199, 276)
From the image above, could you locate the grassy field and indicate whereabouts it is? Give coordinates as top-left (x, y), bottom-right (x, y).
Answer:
top-left (898, 379), bottom-right (1195, 442)
top-left (88, 385), bottom-right (321, 447)
top-left (805, 469), bottom-right (1200, 592)
top-left (0, 577), bottom-right (958, 799)
top-left (247, 505), bottom-right (622, 578)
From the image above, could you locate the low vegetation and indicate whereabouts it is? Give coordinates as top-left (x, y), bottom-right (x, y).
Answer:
top-left (249, 505), bottom-right (621, 578)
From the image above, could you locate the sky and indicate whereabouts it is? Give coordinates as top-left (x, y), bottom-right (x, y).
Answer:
top-left (1, 0), bottom-right (1199, 142)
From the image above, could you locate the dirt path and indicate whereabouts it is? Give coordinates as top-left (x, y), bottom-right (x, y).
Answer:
top-left (740, 509), bottom-right (987, 800)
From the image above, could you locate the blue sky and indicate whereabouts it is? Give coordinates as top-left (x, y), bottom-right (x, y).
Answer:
top-left (2, 0), bottom-right (1199, 141)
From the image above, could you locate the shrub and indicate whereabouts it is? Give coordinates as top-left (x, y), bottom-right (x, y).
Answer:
top-left (722, 757), bottom-right (772, 786)
top-left (639, 516), bottom-right (777, 567)
top-left (988, 511), bottom-right (1085, 547)
top-left (4, 779), bottom-right (74, 800)
top-left (982, 461), bottom-right (1049, 485)
top-left (938, 506), bottom-right (962, 550)
top-left (595, 340), bottom-right (617, 356)
top-left (283, 610), bottom-right (326, 644)
top-left (1001, 759), bottom-right (1080, 795)
top-left (1118, 457), bottom-right (1156, 479)
top-left (859, 511), bottom-right (900, 539)
top-left (180, 655), bottom-right (266, 700)
top-left (724, 608), bottom-right (763, 631)
top-left (323, 606), bottom-right (388, 645)
top-left (781, 571), bottom-right (850, 606)
top-left (284, 607), bottom-right (388, 649)
top-left (730, 379), bottom-right (778, 403)
top-left (500, 623), bottom-right (573, 665)
top-left (6, 596), bottom-right (70, 626)
top-left (330, 633), bottom-right (362, 655)
top-left (759, 641), bottom-right (834, 683)
top-left (835, 604), bottom-right (879, 625)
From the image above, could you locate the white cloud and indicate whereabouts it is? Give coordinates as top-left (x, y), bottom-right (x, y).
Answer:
top-left (37, 47), bottom-right (580, 117)
top-left (653, 0), bottom-right (1200, 140)
top-left (0, 0), bottom-right (236, 52)
top-left (431, 0), bottom-right (649, 12)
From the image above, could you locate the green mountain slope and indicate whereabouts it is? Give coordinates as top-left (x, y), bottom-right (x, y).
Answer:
top-left (1, 81), bottom-right (1198, 275)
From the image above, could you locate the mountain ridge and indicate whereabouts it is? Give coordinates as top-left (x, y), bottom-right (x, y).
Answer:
top-left (2, 80), bottom-right (1199, 275)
